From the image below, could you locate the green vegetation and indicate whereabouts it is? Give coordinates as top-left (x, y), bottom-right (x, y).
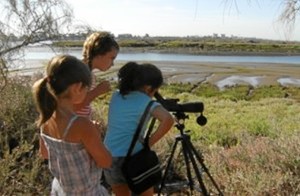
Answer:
top-left (0, 76), bottom-right (50, 195)
top-left (0, 77), bottom-right (299, 195)
top-left (53, 37), bottom-right (300, 55)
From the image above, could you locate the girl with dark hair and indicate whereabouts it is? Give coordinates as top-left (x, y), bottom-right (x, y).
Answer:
top-left (103, 62), bottom-right (174, 196)
top-left (33, 55), bottom-right (112, 195)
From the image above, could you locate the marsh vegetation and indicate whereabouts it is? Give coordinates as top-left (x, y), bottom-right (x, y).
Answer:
top-left (0, 75), bottom-right (299, 195)
top-left (53, 37), bottom-right (300, 56)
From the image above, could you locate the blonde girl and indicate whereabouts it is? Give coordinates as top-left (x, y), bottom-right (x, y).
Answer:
top-left (75, 31), bottom-right (119, 118)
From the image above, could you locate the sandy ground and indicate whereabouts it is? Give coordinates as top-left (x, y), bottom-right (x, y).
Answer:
top-left (107, 61), bottom-right (300, 89)
top-left (14, 60), bottom-right (300, 89)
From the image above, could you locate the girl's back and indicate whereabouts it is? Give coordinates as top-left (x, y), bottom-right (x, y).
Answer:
top-left (41, 115), bottom-right (106, 195)
top-left (33, 55), bottom-right (112, 195)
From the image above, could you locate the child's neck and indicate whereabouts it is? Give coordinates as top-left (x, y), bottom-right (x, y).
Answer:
top-left (56, 101), bottom-right (75, 116)
top-left (57, 108), bottom-right (74, 117)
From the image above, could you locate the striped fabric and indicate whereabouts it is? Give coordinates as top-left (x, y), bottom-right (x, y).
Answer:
top-left (76, 105), bottom-right (92, 118)
top-left (41, 115), bottom-right (108, 195)
top-left (76, 72), bottom-right (97, 119)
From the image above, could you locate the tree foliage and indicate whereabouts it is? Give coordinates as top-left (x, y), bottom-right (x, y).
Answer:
top-left (0, 0), bottom-right (74, 90)
top-left (278, 0), bottom-right (300, 35)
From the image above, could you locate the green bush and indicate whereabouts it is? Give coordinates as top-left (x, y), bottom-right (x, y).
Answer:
top-left (0, 77), bottom-right (38, 155)
top-left (1, 78), bottom-right (300, 194)
top-left (0, 76), bottom-right (47, 194)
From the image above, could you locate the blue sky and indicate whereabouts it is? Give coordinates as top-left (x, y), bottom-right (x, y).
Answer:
top-left (66, 0), bottom-right (300, 41)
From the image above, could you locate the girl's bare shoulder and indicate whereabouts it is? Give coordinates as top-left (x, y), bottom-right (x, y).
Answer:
top-left (73, 116), bottom-right (95, 130)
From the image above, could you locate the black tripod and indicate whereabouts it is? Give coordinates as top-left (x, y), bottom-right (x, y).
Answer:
top-left (158, 111), bottom-right (223, 196)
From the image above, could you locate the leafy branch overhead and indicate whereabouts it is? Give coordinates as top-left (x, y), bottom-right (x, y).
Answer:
top-left (0, 0), bottom-right (74, 89)
top-left (224, 0), bottom-right (300, 30)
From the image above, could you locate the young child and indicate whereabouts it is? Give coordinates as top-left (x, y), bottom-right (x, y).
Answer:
top-left (75, 31), bottom-right (119, 119)
top-left (33, 55), bottom-right (112, 195)
top-left (103, 62), bottom-right (174, 196)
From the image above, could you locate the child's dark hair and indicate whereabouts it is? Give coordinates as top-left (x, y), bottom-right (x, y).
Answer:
top-left (32, 55), bottom-right (91, 127)
top-left (118, 62), bottom-right (163, 95)
top-left (82, 31), bottom-right (119, 69)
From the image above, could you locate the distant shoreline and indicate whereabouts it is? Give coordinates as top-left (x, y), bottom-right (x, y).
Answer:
top-left (25, 45), bottom-right (300, 56)
top-left (12, 46), bottom-right (300, 89)
top-left (104, 47), bottom-right (300, 56)
top-left (120, 47), bottom-right (300, 56)
top-left (52, 36), bottom-right (300, 56)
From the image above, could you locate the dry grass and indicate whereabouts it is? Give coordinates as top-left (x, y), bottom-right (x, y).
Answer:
top-left (0, 80), bottom-right (299, 195)
top-left (205, 134), bottom-right (300, 195)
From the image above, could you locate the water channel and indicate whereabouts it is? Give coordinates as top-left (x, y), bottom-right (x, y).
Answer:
top-left (15, 46), bottom-right (300, 89)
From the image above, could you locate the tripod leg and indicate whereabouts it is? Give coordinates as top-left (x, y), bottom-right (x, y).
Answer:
top-left (180, 138), bottom-right (196, 193)
top-left (158, 139), bottom-right (179, 195)
top-left (182, 136), bottom-right (209, 196)
top-left (186, 139), bottom-right (224, 196)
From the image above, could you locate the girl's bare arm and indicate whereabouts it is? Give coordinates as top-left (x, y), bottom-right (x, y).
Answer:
top-left (80, 118), bottom-right (112, 168)
top-left (74, 80), bottom-right (111, 111)
top-left (39, 137), bottom-right (49, 159)
top-left (149, 105), bottom-right (174, 147)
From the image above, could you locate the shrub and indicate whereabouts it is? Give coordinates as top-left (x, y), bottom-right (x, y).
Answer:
top-left (0, 76), bottom-right (49, 194)
top-left (0, 77), bottom-right (38, 155)
top-left (1, 79), bottom-right (300, 194)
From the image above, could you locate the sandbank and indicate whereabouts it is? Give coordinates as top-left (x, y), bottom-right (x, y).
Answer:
top-left (111, 61), bottom-right (300, 89)
top-left (13, 59), bottom-right (300, 89)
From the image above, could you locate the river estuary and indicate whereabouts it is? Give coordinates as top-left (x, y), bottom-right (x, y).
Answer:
top-left (13, 46), bottom-right (300, 89)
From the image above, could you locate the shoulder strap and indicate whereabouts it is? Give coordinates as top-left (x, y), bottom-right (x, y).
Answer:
top-left (144, 118), bottom-right (156, 145)
top-left (62, 115), bottom-right (79, 140)
top-left (125, 100), bottom-right (155, 159)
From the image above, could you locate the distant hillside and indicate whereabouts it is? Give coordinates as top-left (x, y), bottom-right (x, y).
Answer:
top-left (53, 36), bottom-right (300, 56)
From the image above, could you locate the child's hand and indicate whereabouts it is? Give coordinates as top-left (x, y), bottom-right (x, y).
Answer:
top-left (95, 80), bottom-right (111, 96)
top-left (92, 120), bottom-right (106, 139)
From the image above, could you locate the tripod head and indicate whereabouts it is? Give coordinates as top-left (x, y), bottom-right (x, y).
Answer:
top-left (154, 92), bottom-right (207, 127)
